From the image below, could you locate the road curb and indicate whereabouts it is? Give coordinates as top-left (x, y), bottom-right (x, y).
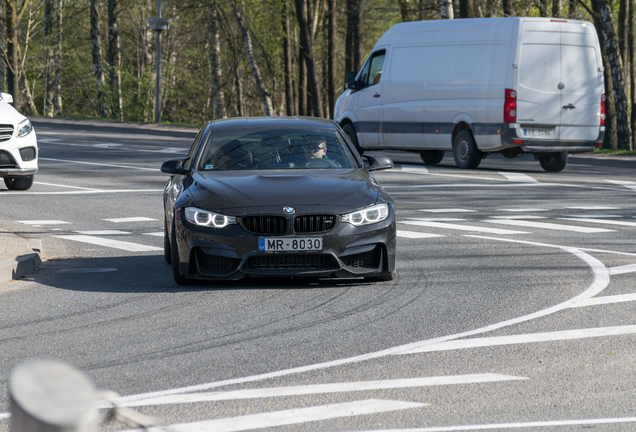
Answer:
top-left (0, 252), bottom-right (42, 284)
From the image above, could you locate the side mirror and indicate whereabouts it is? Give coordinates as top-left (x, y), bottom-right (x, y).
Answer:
top-left (161, 157), bottom-right (190, 175)
top-left (364, 154), bottom-right (394, 172)
top-left (345, 71), bottom-right (358, 91)
top-left (0, 92), bottom-right (14, 104)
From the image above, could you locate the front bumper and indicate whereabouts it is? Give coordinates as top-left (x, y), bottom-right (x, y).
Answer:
top-left (0, 129), bottom-right (38, 178)
top-left (173, 208), bottom-right (397, 281)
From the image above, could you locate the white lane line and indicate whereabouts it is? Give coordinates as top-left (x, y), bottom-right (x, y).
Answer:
top-left (34, 181), bottom-right (101, 191)
top-left (578, 247), bottom-right (636, 257)
top-left (40, 157), bottom-right (160, 172)
top-left (402, 220), bottom-right (529, 235)
top-left (496, 208), bottom-right (549, 212)
top-left (53, 235), bottom-right (162, 252)
top-left (565, 214), bottom-right (621, 218)
top-left (558, 217), bottom-right (636, 228)
top-left (122, 400), bottom-right (425, 432)
top-left (609, 263), bottom-right (636, 275)
top-left (396, 164), bottom-right (429, 174)
top-left (398, 325), bottom-right (636, 354)
top-left (570, 293), bottom-right (636, 308)
top-left (116, 374), bottom-right (524, 408)
top-left (408, 218), bottom-right (467, 221)
top-left (488, 215), bottom-right (547, 219)
top-left (418, 209), bottom-right (476, 213)
top-left (498, 172), bottom-right (538, 183)
top-left (397, 230), bottom-right (444, 239)
top-left (0, 189), bottom-right (163, 195)
top-left (566, 206), bottom-right (620, 210)
top-left (39, 140), bottom-right (187, 154)
top-left (343, 416), bottom-right (636, 431)
top-left (384, 182), bottom-right (624, 192)
top-left (119, 237), bottom-right (609, 405)
top-left (484, 219), bottom-right (614, 233)
top-left (606, 179), bottom-right (636, 190)
top-left (18, 220), bottom-right (70, 225)
top-left (103, 217), bottom-right (157, 223)
top-left (143, 232), bottom-right (164, 237)
top-left (74, 230), bottom-right (132, 235)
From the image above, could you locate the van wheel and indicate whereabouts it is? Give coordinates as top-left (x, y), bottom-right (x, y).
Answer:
top-left (4, 175), bottom-right (34, 190)
top-left (342, 123), bottom-right (364, 155)
top-left (539, 152), bottom-right (568, 172)
top-left (420, 150), bottom-right (445, 165)
top-left (453, 130), bottom-right (482, 169)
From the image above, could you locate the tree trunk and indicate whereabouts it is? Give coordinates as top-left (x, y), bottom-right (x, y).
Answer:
top-left (539, 0), bottom-right (549, 16)
top-left (440, 0), bottom-right (454, 18)
top-left (460, 0), bottom-right (477, 17)
top-left (327, 0), bottom-right (336, 118)
top-left (0, 3), bottom-right (4, 93)
top-left (54, 0), bottom-right (62, 115)
top-left (593, 10), bottom-right (618, 149)
top-left (234, 69), bottom-right (244, 117)
top-left (282, 0), bottom-right (295, 116)
top-left (91, 0), bottom-right (107, 117)
top-left (619, 0), bottom-right (629, 101)
top-left (298, 41), bottom-right (306, 116)
top-left (419, 0), bottom-right (425, 19)
top-left (108, 0), bottom-right (123, 121)
top-left (593, 0), bottom-right (632, 150)
top-left (208, 6), bottom-right (227, 119)
top-left (295, 0), bottom-right (323, 118)
top-left (345, 0), bottom-right (361, 73)
top-left (630, 0), bottom-right (636, 148)
top-left (43, 0), bottom-right (55, 116)
top-left (568, 0), bottom-right (579, 19)
top-left (5, 0), bottom-right (28, 107)
top-left (484, 0), bottom-right (498, 16)
top-left (502, 0), bottom-right (515, 16)
top-left (397, 0), bottom-right (413, 21)
top-left (552, 0), bottom-right (563, 17)
top-left (229, 0), bottom-right (273, 116)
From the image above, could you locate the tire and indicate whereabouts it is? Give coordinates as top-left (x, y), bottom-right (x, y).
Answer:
top-left (171, 218), bottom-right (193, 285)
top-left (420, 150), bottom-right (445, 165)
top-left (342, 123), bottom-right (364, 155)
top-left (4, 175), bottom-right (34, 191)
top-left (453, 130), bottom-right (482, 169)
top-left (539, 151), bottom-right (568, 172)
top-left (365, 271), bottom-right (395, 282)
top-left (164, 218), bottom-right (171, 264)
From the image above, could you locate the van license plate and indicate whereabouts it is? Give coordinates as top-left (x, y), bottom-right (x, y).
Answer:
top-left (259, 237), bottom-right (323, 252)
top-left (523, 128), bottom-right (552, 137)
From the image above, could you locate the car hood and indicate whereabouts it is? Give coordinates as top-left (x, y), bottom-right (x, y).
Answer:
top-left (0, 102), bottom-right (25, 126)
top-left (188, 169), bottom-right (381, 214)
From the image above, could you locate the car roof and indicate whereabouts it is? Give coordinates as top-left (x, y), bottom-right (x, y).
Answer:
top-left (205, 116), bottom-right (336, 132)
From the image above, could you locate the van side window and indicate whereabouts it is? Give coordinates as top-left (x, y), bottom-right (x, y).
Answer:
top-left (360, 50), bottom-right (385, 89)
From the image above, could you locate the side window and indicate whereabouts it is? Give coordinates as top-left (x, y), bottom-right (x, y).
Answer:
top-left (183, 128), bottom-right (205, 170)
top-left (360, 50), bottom-right (386, 89)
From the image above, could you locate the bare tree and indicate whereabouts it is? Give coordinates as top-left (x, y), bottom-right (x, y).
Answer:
top-left (440, 0), bottom-right (454, 18)
top-left (91, 0), bottom-right (107, 117)
top-left (108, 0), bottom-right (123, 120)
top-left (295, 0), bottom-right (323, 117)
top-left (345, 0), bottom-right (361, 73)
top-left (229, 0), bottom-right (273, 116)
top-left (5, 0), bottom-right (29, 106)
top-left (208, 5), bottom-right (227, 119)
top-left (327, 0), bottom-right (336, 118)
top-left (397, 0), bottom-right (414, 21)
top-left (282, 0), bottom-right (295, 116)
top-left (539, 0), bottom-right (549, 16)
top-left (568, 0), bottom-right (579, 18)
top-left (0, 3), bottom-right (4, 92)
top-left (552, 0), bottom-right (563, 17)
top-left (43, 0), bottom-right (55, 116)
top-left (54, 0), bottom-right (62, 115)
top-left (629, 0), bottom-right (636, 145)
top-left (460, 0), bottom-right (477, 17)
top-left (502, 0), bottom-right (515, 16)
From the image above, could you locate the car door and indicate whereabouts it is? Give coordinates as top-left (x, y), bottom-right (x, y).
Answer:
top-left (354, 49), bottom-right (386, 148)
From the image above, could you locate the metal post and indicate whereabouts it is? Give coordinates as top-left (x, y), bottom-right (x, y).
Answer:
top-left (147, 0), bottom-right (171, 124)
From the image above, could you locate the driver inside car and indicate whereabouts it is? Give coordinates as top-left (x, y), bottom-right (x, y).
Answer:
top-left (295, 137), bottom-right (341, 167)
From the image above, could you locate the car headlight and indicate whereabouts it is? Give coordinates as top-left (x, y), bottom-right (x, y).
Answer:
top-left (184, 207), bottom-right (236, 228)
top-left (342, 203), bottom-right (389, 226)
top-left (16, 119), bottom-right (33, 138)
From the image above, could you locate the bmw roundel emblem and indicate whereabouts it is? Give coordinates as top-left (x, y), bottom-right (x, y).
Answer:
top-left (283, 206), bottom-right (296, 214)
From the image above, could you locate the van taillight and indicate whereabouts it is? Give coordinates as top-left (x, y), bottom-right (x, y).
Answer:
top-left (600, 93), bottom-right (606, 127)
top-left (504, 89), bottom-right (517, 123)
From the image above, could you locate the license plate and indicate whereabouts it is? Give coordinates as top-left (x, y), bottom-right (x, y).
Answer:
top-left (259, 237), bottom-right (323, 252)
top-left (522, 128), bottom-right (552, 137)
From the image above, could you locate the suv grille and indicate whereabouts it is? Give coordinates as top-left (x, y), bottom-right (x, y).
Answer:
top-left (195, 249), bottom-right (238, 275)
top-left (243, 254), bottom-right (339, 272)
top-left (242, 216), bottom-right (287, 234)
top-left (294, 215), bottom-right (336, 233)
top-left (0, 125), bottom-right (13, 142)
top-left (341, 247), bottom-right (381, 269)
top-left (0, 151), bottom-right (16, 168)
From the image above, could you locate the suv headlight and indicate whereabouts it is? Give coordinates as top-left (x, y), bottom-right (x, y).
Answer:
top-left (184, 207), bottom-right (236, 228)
top-left (16, 119), bottom-right (33, 138)
top-left (342, 203), bottom-right (389, 226)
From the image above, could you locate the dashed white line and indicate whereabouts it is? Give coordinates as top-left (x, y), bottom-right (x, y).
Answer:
top-left (143, 232), bottom-right (164, 237)
top-left (103, 217), bottom-right (157, 223)
top-left (606, 180), bottom-right (636, 190)
top-left (498, 172), bottom-right (538, 183)
top-left (558, 217), bottom-right (636, 228)
top-left (74, 230), bottom-right (132, 235)
top-left (396, 164), bottom-right (429, 174)
top-left (18, 220), bottom-right (70, 225)
top-left (484, 219), bottom-right (614, 233)
top-left (402, 220), bottom-right (528, 235)
top-left (40, 157), bottom-right (160, 172)
top-left (565, 206), bottom-right (620, 210)
top-left (53, 235), bottom-right (162, 252)
top-left (418, 209), bottom-right (476, 213)
top-left (34, 181), bottom-right (101, 191)
top-left (496, 208), bottom-right (549, 212)
top-left (397, 230), bottom-right (444, 239)
top-left (565, 214), bottom-right (621, 218)
top-left (488, 215), bottom-right (547, 219)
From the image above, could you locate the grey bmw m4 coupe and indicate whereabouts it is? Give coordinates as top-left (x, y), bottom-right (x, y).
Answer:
top-left (161, 117), bottom-right (396, 285)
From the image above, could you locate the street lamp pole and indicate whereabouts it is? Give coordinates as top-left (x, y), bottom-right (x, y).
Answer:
top-left (147, 0), bottom-right (171, 123)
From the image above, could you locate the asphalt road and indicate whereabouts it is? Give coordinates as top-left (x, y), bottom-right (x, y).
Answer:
top-left (1, 118), bottom-right (635, 431)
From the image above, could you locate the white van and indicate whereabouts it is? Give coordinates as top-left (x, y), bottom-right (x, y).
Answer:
top-left (333, 17), bottom-right (605, 172)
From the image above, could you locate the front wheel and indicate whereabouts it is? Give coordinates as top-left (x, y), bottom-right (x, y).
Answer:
top-left (342, 123), bottom-right (364, 155)
top-left (4, 175), bottom-right (34, 191)
top-left (164, 218), bottom-right (171, 264)
top-left (171, 218), bottom-right (193, 285)
top-left (539, 152), bottom-right (568, 172)
top-left (420, 150), bottom-right (445, 165)
top-left (453, 130), bottom-right (482, 169)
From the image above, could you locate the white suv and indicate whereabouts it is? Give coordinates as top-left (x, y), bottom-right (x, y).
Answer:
top-left (0, 92), bottom-right (37, 190)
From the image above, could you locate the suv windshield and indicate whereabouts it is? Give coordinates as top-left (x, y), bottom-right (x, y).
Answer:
top-left (197, 128), bottom-right (359, 171)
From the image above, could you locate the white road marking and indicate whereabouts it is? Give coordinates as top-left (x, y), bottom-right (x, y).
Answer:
top-left (115, 374), bottom-right (525, 408)
top-left (498, 172), bottom-right (538, 183)
top-left (570, 293), bottom-right (636, 307)
top-left (606, 179), bottom-right (636, 190)
top-left (39, 140), bottom-right (187, 154)
top-left (396, 164), bottom-right (429, 174)
top-left (558, 217), bottom-right (636, 228)
top-left (397, 325), bottom-right (636, 354)
top-left (74, 230), bottom-right (131, 235)
top-left (103, 217), bottom-right (157, 223)
top-left (409, 218), bottom-right (467, 221)
top-left (118, 237), bottom-right (608, 406)
top-left (0, 189), bottom-right (163, 195)
top-left (609, 263), bottom-right (636, 275)
top-left (0, 413), bottom-right (8, 420)
top-left (565, 214), bottom-right (621, 218)
top-left (578, 247), bottom-right (636, 257)
top-left (18, 220), bottom-right (70, 225)
top-left (121, 400), bottom-right (425, 432)
top-left (488, 215), bottom-right (547, 219)
top-left (418, 209), bottom-right (476, 213)
top-left (143, 232), bottom-right (164, 237)
top-left (402, 220), bottom-right (528, 235)
top-left (496, 208), bottom-right (549, 212)
top-left (34, 181), bottom-right (101, 191)
top-left (344, 416), bottom-right (636, 431)
top-left (566, 206), bottom-right (620, 210)
top-left (40, 157), bottom-right (160, 172)
top-left (484, 219), bottom-right (614, 233)
top-left (53, 235), bottom-right (162, 252)
top-left (397, 230), bottom-right (444, 239)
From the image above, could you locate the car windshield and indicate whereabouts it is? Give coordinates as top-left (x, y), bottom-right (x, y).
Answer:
top-left (197, 127), bottom-right (359, 171)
